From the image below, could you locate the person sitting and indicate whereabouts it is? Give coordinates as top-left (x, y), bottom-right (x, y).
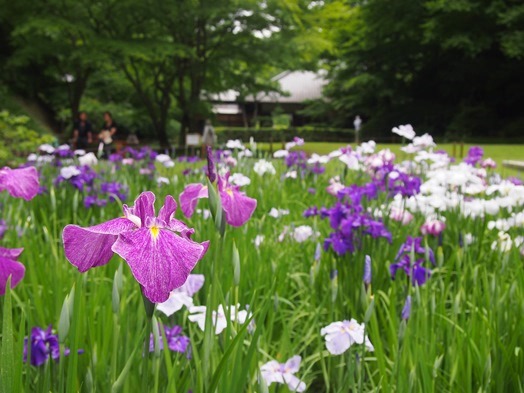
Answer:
top-left (73, 111), bottom-right (93, 149)
top-left (98, 111), bottom-right (118, 157)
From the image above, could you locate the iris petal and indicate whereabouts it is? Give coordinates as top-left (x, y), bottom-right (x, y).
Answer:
top-left (112, 227), bottom-right (208, 303)
top-left (63, 218), bottom-right (135, 272)
top-left (0, 166), bottom-right (39, 201)
top-left (179, 184), bottom-right (209, 218)
top-left (219, 188), bottom-right (257, 227)
top-left (0, 256), bottom-right (25, 295)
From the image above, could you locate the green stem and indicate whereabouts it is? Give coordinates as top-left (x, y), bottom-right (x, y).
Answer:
top-left (111, 314), bottom-right (119, 382)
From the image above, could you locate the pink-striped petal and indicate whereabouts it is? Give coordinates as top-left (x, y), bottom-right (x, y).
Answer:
top-left (0, 256), bottom-right (25, 295)
top-left (179, 184), bottom-right (209, 218)
top-left (62, 218), bottom-right (135, 272)
top-left (112, 227), bottom-right (209, 303)
top-left (219, 188), bottom-right (257, 227)
top-left (0, 166), bottom-right (39, 201)
top-left (0, 246), bottom-right (24, 260)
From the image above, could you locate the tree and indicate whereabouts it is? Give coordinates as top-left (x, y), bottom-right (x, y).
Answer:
top-left (1, 0), bottom-right (109, 127)
top-left (98, 0), bottom-right (313, 147)
top-left (322, 0), bottom-right (524, 139)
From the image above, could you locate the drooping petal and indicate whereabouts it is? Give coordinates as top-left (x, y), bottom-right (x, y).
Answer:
top-left (219, 188), bottom-right (257, 227)
top-left (187, 306), bottom-right (207, 331)
top-left (179, 184), bottom-right (209, 218)
top-left (156, 292), bottom-right (194, 316)
top-left (181, 274), bottom-right (205, 297)
top-left (62, 218), bottom-right (135, 272)
top-left (0, 247), bottom-right (24, 260)
top-left (112, 227), bottom-right (208, 303)
top-left (0, 166), bottom-right (40, 201)
top-left (283, 373), bottom-right (306, 392)
top-left (324, 330), bottom-right (351, 355)
top-left (412, 264), bottom-right (431, 286)
top-left (0, 256), bottom-right (25, 294)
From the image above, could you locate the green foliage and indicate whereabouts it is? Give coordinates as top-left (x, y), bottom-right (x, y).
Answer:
top-left (0, 110), bottom-right (54, 164)
top-left (2, 146), bottom-right (524, 391)
top-left (0, 0), bottom-right (324, 147)
top-left (319, 0), bottom-right (524, 138)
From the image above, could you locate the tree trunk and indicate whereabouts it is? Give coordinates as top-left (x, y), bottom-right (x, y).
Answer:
top-left (68, 71), bottom-right (90, 121)
top-left (178, 112), bottom-right (189, 147)
top-left (156, 124), bottom-right (170, 149)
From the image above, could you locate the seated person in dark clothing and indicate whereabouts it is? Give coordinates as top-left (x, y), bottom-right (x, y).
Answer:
top-left (98, 111), bottom-right (118, 156)
top-left (73, 111), bottom-right (93, 149)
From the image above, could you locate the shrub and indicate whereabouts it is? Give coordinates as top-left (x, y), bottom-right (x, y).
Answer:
top-left (0, 110), bottom-right (55, 164)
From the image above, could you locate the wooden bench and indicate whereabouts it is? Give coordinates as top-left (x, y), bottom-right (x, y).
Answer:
top-left (502, 160), bottom-right (524, 171)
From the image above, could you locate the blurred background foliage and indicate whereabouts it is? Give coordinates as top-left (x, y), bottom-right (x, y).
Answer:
top-left (0, 0), bottom-right (523, 146)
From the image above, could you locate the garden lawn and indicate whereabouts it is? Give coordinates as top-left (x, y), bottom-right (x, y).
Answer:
top-left (259, 142), bottom-right (524, 177)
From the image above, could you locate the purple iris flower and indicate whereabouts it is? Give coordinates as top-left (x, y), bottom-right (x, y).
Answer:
top-left (109, 153), bottom-right (122, 163)
top-left (310, 163), bottom-right (325, 174)
top-left (84, 195), bottom-right (108, 208)
top-left (387, 173), bottom-right (421, 197)
top-left (321, 201), bottom-right (391, 256)
top-left (55, 145), bottom-right (74, 158)
top-left (0, 246), bottom-right (25, 295)
top-left (363, 255), bottom-right (371, 285)
top-left (0, 166), bottom-right (40, 200)
top-left (23, 325), bottom-right (81, 366)
top-left (285, 151), bottom-right (307, 169)
top-left (149, 324), bottom-right (190, 354)
top-left (390, 237), bottom-right (434, 286)
top-left (55, 165), bottom-right (98, 192)
top-left (100, 181), bottom-right (128, 202)
top-left (508, 177), bottom-right (523, 186)
top-left (401, 296), bottom-right (412, 320)
top-left (464, 146), bottom-right (484, 166)
top-left (179, 173), bottom-right (257, 227)
top-left (62, 192), bottom-right (209, 303)
top-left (303, 206), bottom-right (319, 217)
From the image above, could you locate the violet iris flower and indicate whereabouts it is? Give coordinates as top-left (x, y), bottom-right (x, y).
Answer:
top-left (401, 296), bottom-right (412, 320)
top-left (363, 255), bottom-right (372, 286)
top-left (63, 192), bottom-right (209, 303)
top-left (464, 146), bottom-right (484, 166)
top-left (0, 246), bottom-right (25, 295)
top-left (23, 325), bottom-right (81, 366)
top-left (390, 237), bottom-right (435, 286)
top-left (321, 201), bottom-right (391, 256)
top-left (179, 173), bottom-right (257, 227)
top-left (149, 324), bottom-right (190, 354)
top-left (0, 166), bottom-right (39, 200)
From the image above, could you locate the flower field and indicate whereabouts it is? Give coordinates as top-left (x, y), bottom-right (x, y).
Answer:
top-left (1, 126), bottom-right (524, 392)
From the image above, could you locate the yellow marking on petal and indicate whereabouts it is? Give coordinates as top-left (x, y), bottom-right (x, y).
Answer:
top-left (150, 226), bottom-right (160, 239)
top-left (226, 188), bottom-right (234, 197)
